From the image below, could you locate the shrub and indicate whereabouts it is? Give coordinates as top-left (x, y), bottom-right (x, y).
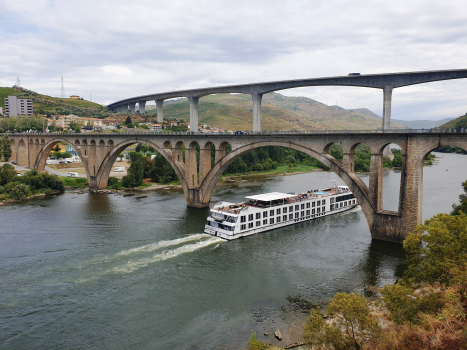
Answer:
top-left (107, 176), bottom-right (119, 188)
top-left (304, 293), bottom-right (382, 350)
top-left (244, 331), bottom-right (269, 350)
top-left (403, 212), bottom-right (467, 284)
top-left (0, 163), bottom-right (17, 185)
top-left (8, 183), bottom-right (30, 199)
top-left (382, 285), bottom-right (443, 324)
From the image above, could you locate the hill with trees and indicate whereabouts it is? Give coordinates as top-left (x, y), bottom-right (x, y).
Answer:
top-left (0, 87), bottom-right (111, 118)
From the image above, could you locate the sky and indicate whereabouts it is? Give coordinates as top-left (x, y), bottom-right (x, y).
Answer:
top-left (1, 0), bottom-right (467, 121)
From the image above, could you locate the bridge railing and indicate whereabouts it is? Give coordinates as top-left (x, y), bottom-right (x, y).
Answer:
top-left (2, 128), bottom-right (465, 136)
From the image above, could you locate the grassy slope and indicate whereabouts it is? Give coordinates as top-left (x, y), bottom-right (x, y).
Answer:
top-left (438, 113), bottom-right (467, 129)
top-left (0, 87), bottom-right (108, 117)
top-left (150, 92), bottom-right (406, 131)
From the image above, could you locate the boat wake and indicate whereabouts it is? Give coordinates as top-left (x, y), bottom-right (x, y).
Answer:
top-left (76, 234), bottom-right (223, 283)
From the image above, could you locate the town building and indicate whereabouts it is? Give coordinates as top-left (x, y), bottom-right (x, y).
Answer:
top-left (0, 107), bottom-right (3, 115)
top-left (4, 95), bottom-right (33, 117)
top-left (70, 95), bottom-right (80, 100)
top-left (55, 115), bottom-right (103, 129)
top-left (149, 123), bottom-right (163, 131)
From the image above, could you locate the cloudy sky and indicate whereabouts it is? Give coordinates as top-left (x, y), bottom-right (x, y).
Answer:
top-left (1, 0), bottom-right (466, 120)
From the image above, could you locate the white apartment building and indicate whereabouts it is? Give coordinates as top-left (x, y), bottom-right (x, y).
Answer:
top-left (4, 96), bottom-right (33, 117)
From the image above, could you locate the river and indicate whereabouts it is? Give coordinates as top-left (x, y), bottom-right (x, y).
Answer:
top-left (1, 152), bottom-right (465, 350)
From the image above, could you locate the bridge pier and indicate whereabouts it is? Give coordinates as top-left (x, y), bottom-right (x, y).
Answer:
top-left (156, 99), bottom-right (164, 123)
top-left (252, 93), bottom-right (263, 132)
top-left (382, 85), bottom-right (394, 159)
top-left (188, 96), bottom-right (199, 132)
top-left (368, 153), bottom-right (383, 212)
top-left (129, 102), bottom-right (136, 114)
top-left (138, 101), bottom-right (146, 114)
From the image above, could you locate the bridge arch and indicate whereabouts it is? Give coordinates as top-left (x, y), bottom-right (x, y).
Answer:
top-left (94, 139), bottom-right (187, 192)
top-left (34, 138), bottom-right (88, 178)
top-left (198, 141), bottom-right (377, 233)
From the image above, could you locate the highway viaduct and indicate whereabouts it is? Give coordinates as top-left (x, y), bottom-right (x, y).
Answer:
top-left (6, 129), bottom-right (467, 244)
top-left (107, 69), bottom-right (467, 133)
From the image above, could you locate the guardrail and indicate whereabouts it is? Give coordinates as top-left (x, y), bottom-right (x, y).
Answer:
top-left (1, 128), bottom-right (466, 137)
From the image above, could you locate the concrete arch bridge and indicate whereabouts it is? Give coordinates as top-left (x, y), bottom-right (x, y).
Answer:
top-left (7, 130), bottom-right (467, 244)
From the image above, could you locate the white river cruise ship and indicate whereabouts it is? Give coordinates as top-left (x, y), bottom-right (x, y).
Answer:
top-left (204, 184), bottom-right (358, 240)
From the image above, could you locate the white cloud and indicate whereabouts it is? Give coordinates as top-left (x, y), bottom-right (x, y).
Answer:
top-left (0, 0), bottom-right (466, 120)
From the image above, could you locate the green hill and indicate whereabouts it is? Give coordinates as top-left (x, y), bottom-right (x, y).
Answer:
top-left (0, 87), bottom-right (110, 118)
top-left (147, 92), bottom-right (406, 131)
top-left (439, 113), bottom-right (467, 129)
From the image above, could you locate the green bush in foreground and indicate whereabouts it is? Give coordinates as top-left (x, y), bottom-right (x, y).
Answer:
top-left (243, 331), bottom-right (269, 350)
top-left (7, 183), bottom-right (30, 199)
top-left (403, 212), bottom-right (467, 284)
top-left (304, 293), bottom-right (382, 350)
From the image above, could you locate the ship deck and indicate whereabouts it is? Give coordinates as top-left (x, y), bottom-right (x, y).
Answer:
top-left (213, 188), bottom-right (350, 215)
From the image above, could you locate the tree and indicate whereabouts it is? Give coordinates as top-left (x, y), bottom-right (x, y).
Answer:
top-left (0, 163), bottom-right (17, 185)
top-left (304, 293), bottom-right (382, 350)
top-left (68, 120), bottom-right (83, 133)
top-left (121, 152), bottom-right (144, 187)
top-left (2, 134), bottom-right (12, 161)
top-left (62, 152), bottom-right (72, 158)
top-left (149, 153), bottom-right (177, 184)
top-left (125, 116), bottom-right (132, 125)
top-left (452, 180), bottom-right (467, 216)
top-left (403, 212), bottom-right (467, 284)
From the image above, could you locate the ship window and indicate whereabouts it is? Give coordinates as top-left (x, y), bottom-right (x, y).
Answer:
top-left (306, 210), bottom-right (310, 215)
top-left (277, 216), bottom-right (281, 223)
top-left (330, 198), bottom-right (335, 204)
top-left (312, 202), bottom-right (316, 207)
top-left (263, 211), bottom-right (268, 218)
top-left (295, 212), bottom-right (299, 218)
top-left (322, 206), bottom-right (325, 212)
top-left (295, 205), bottom-right (299, 211)
top-left (322, 199), bottom-right (326, 205)
top-left (289, 214), bottom-right (293, 220)
top-left (330, 205), bottom-right (334, 210)
top-left (256, 213), bottom-right (261, 219)
top-left (283, 215), bottom-right (287, 221)
top-left (209, 222), bottom-right (218, 227)
top-left (270, 218), bottom-right (274, 224)
top-left (276, 209), bottom-right (281, 215)
top-left (317, 200), bottom-right (321, 206)
top-left (289, 206), bottom-right (293, 212)
top-left (306, 203), bottom-right (310, 208)
top-left (317, 207), bottom-right (320, 213)
top-left (248, 222), bottom-right (254, 228)
top-left (241, 224), bottom-right (246, 230)
top-left (283, 207), bottom-right (287, 213)
top-left (270, 210), bottom-right (274, 216)
top-left (241, 216), bottom-right (246, 223)
top-left (301, 211), bottom-right (305, 217)
top-left (248, 214), bottom-right (254, 221)
top-left (312, 209), bottom-right (315, 214)
top-left (256, 221), bottom-right (261, 227)
top-left (301, 204), bottom-right (304, 209)
top-left (263, 219), bottom-right (268, 225)
top-left (353, 199), bottom-right (356, 204)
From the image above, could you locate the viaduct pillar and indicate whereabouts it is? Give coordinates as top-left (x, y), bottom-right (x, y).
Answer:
top-left (188, 96), bottom-right (199, 132)
top-left (252, 93), bottom-right (263, 132)
top-left (156, 99), bottom-right (164, 123)
top-left (138, 101), bottom-right (146, 114)
top-left (129, 102), bottom-right (136, 114)
top-left (382, 85), bottom-right (394, 159)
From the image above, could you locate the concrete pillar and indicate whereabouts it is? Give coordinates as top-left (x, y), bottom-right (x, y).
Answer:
top-left (172, 145), bottom-right (184, 164)
top-left (382, 86), bottom-right (394, 158)
top-left (185, 147), bottom-right (198, 188)
top-left (199, 147), bottom-right (212, 183)
top-left (252, 93), bottom-right (263, 132)
top-left (138, 101), bottom-right (146, 114)
top-left (156, 99), bottom-right (164, 123)
top-left (188, 96), bottom-right (199, 133)
top-left (342, 153), bottom-right (355, 173)
top-left (368, 153), bottom-right (383, 212)
top-left (129, 102), bottom-right (136, 114)
top-left (117, 105), bottom-right (122, 113)
top-left (382, 86), bottom-right (392, 132)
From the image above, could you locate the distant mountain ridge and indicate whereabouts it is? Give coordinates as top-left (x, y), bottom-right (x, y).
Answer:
top-left (349, 107), bottom-right (455, 129)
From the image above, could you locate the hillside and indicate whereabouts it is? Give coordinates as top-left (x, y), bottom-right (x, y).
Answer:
top-left (147, 92), bottom-right (406, 131)
top-left (0, 87), bottom-right (110, 118)
top-left (352, 107), bottom-right (455, 129)
top-left (439, 113), bottom-right (467, 129)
